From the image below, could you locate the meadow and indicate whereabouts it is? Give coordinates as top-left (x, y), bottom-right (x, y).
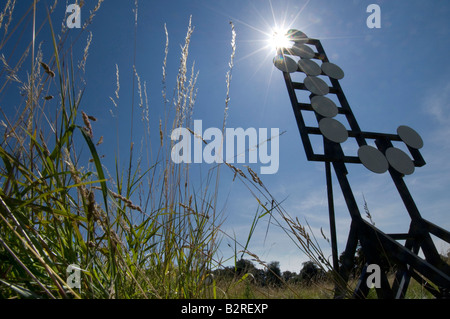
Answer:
top-left (0, 1), bottom-right (443, 300)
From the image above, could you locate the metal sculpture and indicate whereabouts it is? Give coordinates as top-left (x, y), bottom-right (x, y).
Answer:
top-left (273, 29), bottom-right (450, 299)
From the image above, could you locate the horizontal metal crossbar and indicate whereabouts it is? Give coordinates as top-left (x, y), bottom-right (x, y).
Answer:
top-left (359, 220), bottom-right (450, 289)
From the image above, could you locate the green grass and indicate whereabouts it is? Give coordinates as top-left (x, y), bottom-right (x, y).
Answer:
top-left (0, 0), bottom-right (340, 299)
top-left (209, 275), bottom-right (436, 299)
top-left (0, 1), bottom-right (443, 300)
top-left (214, 280), bottom-right (335, 299)
top-left (0, 1), bottom-right (227, 299)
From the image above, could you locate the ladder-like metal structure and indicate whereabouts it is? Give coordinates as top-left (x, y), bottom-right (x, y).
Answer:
top-left (274, 31), bottom-right (450, 299)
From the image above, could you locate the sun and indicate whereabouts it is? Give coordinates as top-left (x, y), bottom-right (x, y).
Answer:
top-left (268, 27), bottom-right (292, 52)
top-left (211, 0), bottom-right (315, 89)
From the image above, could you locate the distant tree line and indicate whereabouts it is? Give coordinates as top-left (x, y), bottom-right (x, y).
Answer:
top-left (213, 248), bottom-right (450, 288)
top-left (212, 258), bottom-right (327, 287)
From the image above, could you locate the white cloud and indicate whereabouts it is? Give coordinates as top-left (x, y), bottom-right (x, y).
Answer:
top-left (426, 82), bottom-right (450, 123)
top-left (423, 81), bottom-right (450, 150)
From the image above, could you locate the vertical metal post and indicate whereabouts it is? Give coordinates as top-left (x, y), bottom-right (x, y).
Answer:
top-left (326, 161), bottom-right (339, 272)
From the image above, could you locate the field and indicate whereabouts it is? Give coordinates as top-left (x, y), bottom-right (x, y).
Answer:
top-left (0, 1), bottom-right (447, 300)
top-left (211, 276), bottom-right (436, 299)
top-left (0, 0), bottom-right (305, 299)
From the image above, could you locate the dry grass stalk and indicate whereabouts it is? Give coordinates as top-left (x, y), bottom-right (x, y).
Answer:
top-left (83, 0), bottom-right (104, 29)
top-left (1, 53), bottom-right (21, 84)
top-left (110, 190), bottom-right (144, 214)
top-left (159, 118), bottom-right (163, 146)
top-left (39, 61), bottom-right (55, 78)
top-left (186, 62), bottom-right (199, 122)
top-left (109, 97), bottom-right (117, 108)
top-left (115, 64), bottom-right (120, 99)
top-left (0, 0), bottom-right (11, 30)
top-left (81, 111), bottom-right (93, 138)
top-left (225, 162), bottom-right (246, 179)
top-left (162, 24), bottom-right (169, 85)
top-left (187, 127), bottom-right (207, 145)
top-left (222, 21), bottom-right (236, 130)
top-left (0, 0), bottom-right (15, 39)
top-left (133, 65), bottom-right (143, 109)
top-left (143, 81), bottom-right (149, 127)
top-left (63, 147), bottom-right (107, 226)
top-left (79, 31), bottom-right (93, 72)
top-left (174, 15), bottom-right (194, 127)
top-left (244, 165), bottom-right (263, 187)
top-left (39, 130), bottom-right (50, 157)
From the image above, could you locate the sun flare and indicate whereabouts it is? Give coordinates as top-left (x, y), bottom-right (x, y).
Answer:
top-left (268, 27), bottom-right (292, 51)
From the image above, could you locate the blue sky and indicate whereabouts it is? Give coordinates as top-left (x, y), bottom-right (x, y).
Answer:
top-left (2, 0), bottom-right (450, 273)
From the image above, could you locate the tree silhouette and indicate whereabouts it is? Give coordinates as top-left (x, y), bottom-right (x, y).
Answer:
top-left (265, 261), bottom-right (282, 287)
top-left (235, 258), bottom-right (257, 276)
top-left (299, 261), bottom-right (325, 285)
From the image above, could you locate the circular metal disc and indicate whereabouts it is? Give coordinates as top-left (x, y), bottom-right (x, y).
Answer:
top-left (319, 118), bottom-right (348, 143)
top-left (286, 29), bottom-right (308, 43)
top-left (289, 44), bottom-right (315, 59)
top-left (273, 55), bottom-right (298, 73)
top-left (304, 76), bottom-right (330, 96)
top-left (298, 59), bottom-right (322, 76)
top-left (321, 62), bottom-right (345, 80)
top-left (310, 96), bottom-right (338, 118)
top-left (358, 145), bottom-right (389, 174)
top-left (385, 147), bottom-right (415, 175)
top-left (397, 125), bottom-right (424, 149)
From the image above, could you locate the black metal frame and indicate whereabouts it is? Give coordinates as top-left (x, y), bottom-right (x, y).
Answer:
top-left (279, 38), bottom-right (450, 299)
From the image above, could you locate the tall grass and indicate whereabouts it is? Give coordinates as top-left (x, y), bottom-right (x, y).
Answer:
top-left (223, 164), bottom-right (355, 298)
top-left (0, 1), bottom-right (228, 299)
top-left (0, 1), bottom-right (393, 300)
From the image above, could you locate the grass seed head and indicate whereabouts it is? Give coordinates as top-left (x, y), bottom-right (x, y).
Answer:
top-left (81, 111), bottom-right (93, 138)
top-left (39, 61), bottom-right (55, 77)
